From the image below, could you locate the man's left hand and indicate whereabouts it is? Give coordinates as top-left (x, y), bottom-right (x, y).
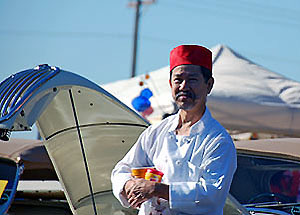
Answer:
top-left (125, 178), bottom-right (156, 208)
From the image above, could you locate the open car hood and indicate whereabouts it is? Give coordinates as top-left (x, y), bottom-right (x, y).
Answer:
top-left (39, 84), bottom-right (148, 214)
top-left (0, 65), bottom-right (149, 214)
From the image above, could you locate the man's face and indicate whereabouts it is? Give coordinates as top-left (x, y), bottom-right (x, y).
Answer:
top-left (169, 65), bottom-right (214, 111)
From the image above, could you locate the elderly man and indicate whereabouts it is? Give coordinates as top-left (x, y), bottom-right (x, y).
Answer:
top-left (111, 45), bottom-right (237, 215)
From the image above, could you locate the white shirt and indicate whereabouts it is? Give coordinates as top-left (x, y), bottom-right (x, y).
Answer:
top-left (111, 108), bottom-right (237, 215)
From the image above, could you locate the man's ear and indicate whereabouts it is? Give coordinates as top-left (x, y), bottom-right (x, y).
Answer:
top-left (207, 77), bottom-right (214, 94)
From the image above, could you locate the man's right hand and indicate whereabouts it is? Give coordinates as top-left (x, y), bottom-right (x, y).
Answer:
top-left (123, 178), bottom-right (155, 208)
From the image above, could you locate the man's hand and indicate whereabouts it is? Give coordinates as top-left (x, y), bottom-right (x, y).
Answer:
top-left (122, 178), bottom-right (170, 209)
top-left (123, 178), bottom-right (156, 208)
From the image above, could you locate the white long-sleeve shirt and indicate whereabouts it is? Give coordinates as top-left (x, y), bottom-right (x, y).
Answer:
top-left (111, 108), bottom-right (237, 215)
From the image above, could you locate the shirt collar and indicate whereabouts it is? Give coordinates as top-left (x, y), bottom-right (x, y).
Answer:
top-left (190, 107), bottom-right (212, 135)
top-left (168, 107), bottom-right (212, 136)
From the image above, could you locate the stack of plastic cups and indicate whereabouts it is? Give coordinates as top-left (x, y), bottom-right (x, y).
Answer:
top-left (131, 167), bottom-right (164, 214)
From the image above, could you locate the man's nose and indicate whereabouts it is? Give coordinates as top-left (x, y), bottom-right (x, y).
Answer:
top-left (179, 80), bottom-right (189, 90)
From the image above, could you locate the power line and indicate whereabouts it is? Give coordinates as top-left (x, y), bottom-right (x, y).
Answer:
top-left (0, 28), bottom-right (298, 66)
top-left (159, 0), bottom-right (300, 28)
top-left (165, 0), bottom-right (300, 19)
top-left (0, 29), bottom-right (132, 39)
top-left (235, 0), bottom-right (300, 20)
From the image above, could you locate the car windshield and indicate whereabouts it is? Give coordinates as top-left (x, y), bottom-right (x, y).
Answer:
top-left (230, 153), bottom-right (300, 205)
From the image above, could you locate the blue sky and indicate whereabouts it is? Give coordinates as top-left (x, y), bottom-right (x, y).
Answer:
top-left (0, 0), bottom-right (299, 85)
top-left (1, 0), bottom-right (300, 139)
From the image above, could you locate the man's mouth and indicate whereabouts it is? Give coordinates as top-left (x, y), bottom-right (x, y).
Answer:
top-left (175, 92), bottom-right (194, 100)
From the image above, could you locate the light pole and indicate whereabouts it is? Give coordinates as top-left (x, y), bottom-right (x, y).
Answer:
top-left (131, 0), bottom-right (141, 78)
top-left (128, 0), bottom-right (155, 78)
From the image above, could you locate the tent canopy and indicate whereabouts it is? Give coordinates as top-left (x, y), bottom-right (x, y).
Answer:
top-left (103, 44), bottom-right (300, 137)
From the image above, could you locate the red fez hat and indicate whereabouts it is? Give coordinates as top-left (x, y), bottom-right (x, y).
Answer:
top-left (170, 45), bottom-right (212, 72)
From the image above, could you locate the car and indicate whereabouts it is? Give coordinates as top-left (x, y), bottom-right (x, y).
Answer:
top-left (4, 137), bottom-right (299, 215)
top-left (1, 66), bottom-right (298, 214)
top-left (0, 154), bottom-right (22, 214)
top-left (231, 138), bottom-right (300, 215)
top-left (0, 138), bottom-right (71, 215)
top-left (0, 138), bottom-right (249, 215)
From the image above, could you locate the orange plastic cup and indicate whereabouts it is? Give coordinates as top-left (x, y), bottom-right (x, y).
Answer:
top-left (131, 167), bottom-right (149, 178)
top-left (145, 169), bottom-right (164, 182)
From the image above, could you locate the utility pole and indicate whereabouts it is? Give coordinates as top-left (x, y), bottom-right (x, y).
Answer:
top-left (128, 0), bottom-right (155, 78)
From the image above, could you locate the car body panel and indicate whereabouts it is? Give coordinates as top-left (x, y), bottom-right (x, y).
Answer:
top-left (232, 138), bottom-right (300, 214)
top-left (0, 157), bottom-right (23, 214)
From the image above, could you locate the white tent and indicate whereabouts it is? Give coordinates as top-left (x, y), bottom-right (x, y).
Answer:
top-left (103, 44), bottom-right (300, 137)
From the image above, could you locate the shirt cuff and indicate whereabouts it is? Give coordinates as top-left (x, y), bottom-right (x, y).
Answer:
top-left (112, 173), bottom-right (132, 208)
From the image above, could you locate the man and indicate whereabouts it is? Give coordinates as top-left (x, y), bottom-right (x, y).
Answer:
top-left (111, 45), bottom-right (237, 215)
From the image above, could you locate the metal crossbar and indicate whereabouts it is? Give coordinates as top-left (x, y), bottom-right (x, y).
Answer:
top-left (0, 64), bottom-right (60, 123)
